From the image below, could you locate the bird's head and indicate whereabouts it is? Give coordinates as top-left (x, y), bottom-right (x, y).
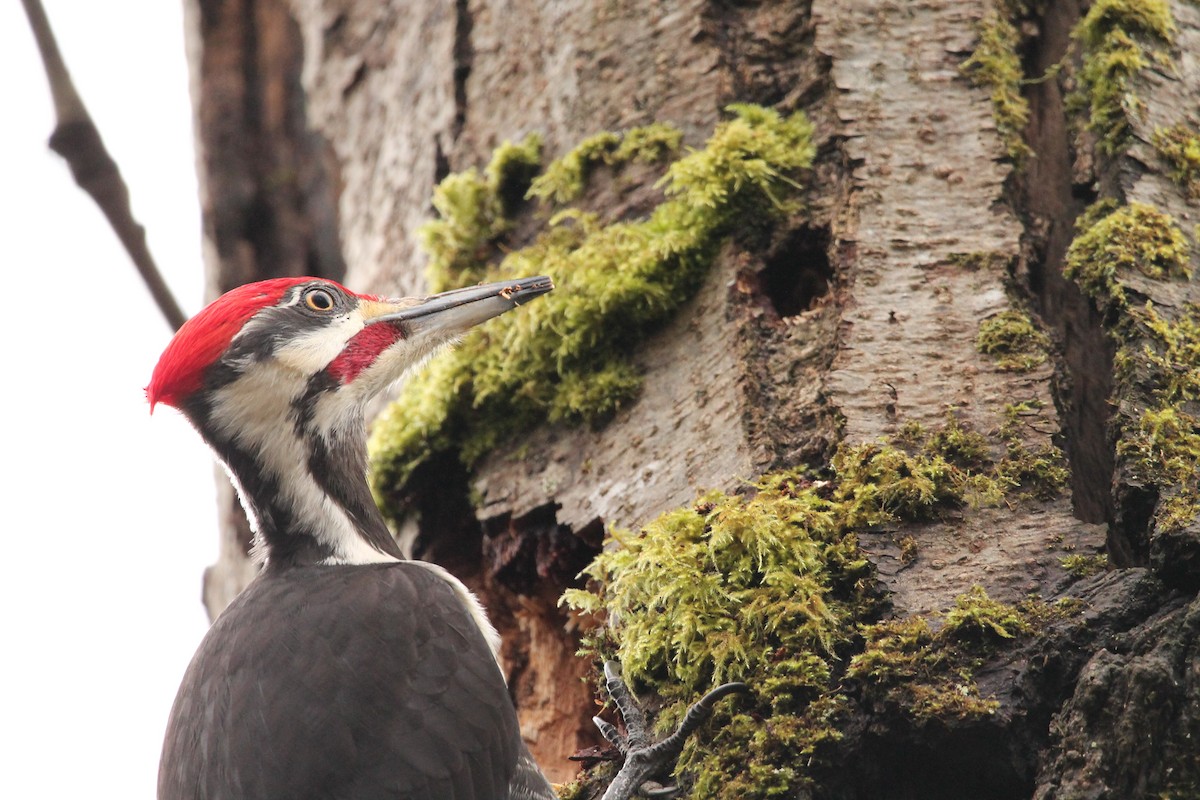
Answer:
top-left (148, 275), bottom-right (553, 417)
top-left (147, 275), bottom-right (552, 566)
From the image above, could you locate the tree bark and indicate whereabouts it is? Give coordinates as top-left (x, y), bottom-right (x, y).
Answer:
top-left (184, 0), bottom-right (1200, 794)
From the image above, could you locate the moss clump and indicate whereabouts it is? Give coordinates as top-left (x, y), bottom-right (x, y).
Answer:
top-left (832, 443), bottom-right (966, 525)
top-left (1064, 201), bottom-right (1190, 305)
top-left (990, 402), bottom-right (1071, 501)
top-left (564, 415), bottom-right (1073, 797)
top-left (948, 250), bottom-right (1014, 272)
top-left (977, 309), bottom-right (1052, 371)
top-left (849, 585), bottom-right (1033, 722)
top-left (527, 123), bottom-right (682, 204)
top-left (1067, 202), bottom-right (1200, 535)
top-left (861, 412), bottom-right (1067, 512)
top-left (1069, 0), bottom-right (1175, 155)
top-left (563, 470), bottom-right (874, 799)
top-left (994, 439), bottom-right (1070, 500)
top-left (961, 5), bottom-right (1033, 164)
top-left (1061, 552), bottom-right (1110, 578)
top-left (421, 133), bottom-right (543, 291)
top-left (553, 779), bottom-right (585, 800)
top-left (1120, 405), bottom-right (1200, 530)
top-left (924, 413), bottom-right (992, 468)
top-left (1136, 302), bottom-right (1200, 406)
top-left (942, 584), bottom-right (1030, 640)
top-left (1113, 302), bottom-right (1200, 532)
top-left (1152, 123), bottom-right (1200, 198)
top-left (370, 106), bottom-right (815, 514)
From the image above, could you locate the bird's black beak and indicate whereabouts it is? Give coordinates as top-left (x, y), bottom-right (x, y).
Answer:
top-left (367, 276), bottom-right (554, 336)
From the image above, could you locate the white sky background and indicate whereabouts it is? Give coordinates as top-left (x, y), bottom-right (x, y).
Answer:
top-left (1, 2), bottom-right (218, 797)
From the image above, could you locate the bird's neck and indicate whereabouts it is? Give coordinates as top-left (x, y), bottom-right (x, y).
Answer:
top-left (191, 382), bottom-right (402, 568)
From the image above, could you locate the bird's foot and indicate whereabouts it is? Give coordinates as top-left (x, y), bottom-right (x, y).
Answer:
top-left (595, 661), bottom-right (749, 800)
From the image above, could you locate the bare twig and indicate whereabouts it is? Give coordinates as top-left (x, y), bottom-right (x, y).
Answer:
top-left (21, 0), bottom-right (188, 331)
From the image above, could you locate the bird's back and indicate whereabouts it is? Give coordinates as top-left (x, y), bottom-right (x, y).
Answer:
top-left (158, 562), bottom-right (553, 800)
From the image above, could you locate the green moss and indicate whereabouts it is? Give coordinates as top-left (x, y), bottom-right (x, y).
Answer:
top-left (563, 414), bottom-right (1074, 798)
top-left (1073, 0), bottom-right (1175, 50)
top-left (420, 133), bottom-right (543, 291)
top-left (553, 779), bottom-right (586, 800)
top-left (942, 584), bottom-right (1030, 640)
top-left (990, 402), bottom-right (1071, 502)
top-left (1069, 0), bottom-right (1175, 155)
top-left (527, 123), bottom-right (682, 205)
top-left (849, 588), bottom-right (1081, 724)
top-left (1061, 552), bottom-right (1110, 578)
top-left (563, 470), bottom-right (873, 799)
top-left (947, 251), bottom-right (1014, 272)
top-left (977, 309), bottom-right (1052, 371)
top-left (370, 106), bottom-right (815, 517)
top-left (994, 439), bottom-right (1070, 500)
top-left (1112, 303), bottom-right (1200, 531)
top-left (924, 413), bottom-right (992, 467)
top-left (831, 443), bottom-right (964, 526)
top-left (1152, 123), bottom-right (1200, 198)
top-left (1069, 201), bottom-right (1200, 536)
top-left (1064, 201), bottom-right (1190, 305)
top-left (1002, 399), bottom-right (1044, 425)
top-left (893, 420), bottom-right (926, 446)
top-left (1120, 405), bottom-right (1200, 530)
top-left (961, 5), bottom-right (1033, 163)
top-left (851, 619), bottom-right (1000, 721)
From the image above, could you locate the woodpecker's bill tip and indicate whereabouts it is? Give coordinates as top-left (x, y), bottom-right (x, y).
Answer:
top-left (370, 276), bottom-right (554, 337)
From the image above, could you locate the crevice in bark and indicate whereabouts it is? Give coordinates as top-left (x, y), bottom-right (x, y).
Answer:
top-left (1016, 1), bottom-right (1121, 546)
top-left (1113, 483), bottom-right (1159, 569)
top-left (451, 0), bottom-right (472, 143)
top-left (199, 0), bottom-right (347, 292)
top-left (433, 138), bottom-right (452, 185)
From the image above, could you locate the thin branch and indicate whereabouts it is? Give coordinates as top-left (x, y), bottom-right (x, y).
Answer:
top-left (21, 0), bottom-right (188, 331)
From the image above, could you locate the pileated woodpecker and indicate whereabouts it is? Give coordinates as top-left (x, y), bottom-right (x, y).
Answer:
top-left (149, 275), bottom-right (743, 800)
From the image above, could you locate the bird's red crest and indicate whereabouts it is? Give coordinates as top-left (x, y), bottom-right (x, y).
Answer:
top-left (147, 277), bottom-right (324, 411)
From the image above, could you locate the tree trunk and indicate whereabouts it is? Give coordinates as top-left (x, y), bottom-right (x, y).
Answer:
top-left (183, 0), bottom-right (1200, 796)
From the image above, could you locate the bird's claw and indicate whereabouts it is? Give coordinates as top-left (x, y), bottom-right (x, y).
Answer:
top-left (596, 661), bottom-right (750, 800)
top-left (641, 780), bottom-right (680, 797)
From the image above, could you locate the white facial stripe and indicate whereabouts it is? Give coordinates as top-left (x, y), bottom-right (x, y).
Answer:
top-left (209, 364), bottom-right (397, 566)
top-left (273, 312), bottom-right (366, 377)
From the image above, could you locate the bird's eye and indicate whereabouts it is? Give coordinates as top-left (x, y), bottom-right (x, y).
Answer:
top-left (304, 288), bottom-right (336, 312)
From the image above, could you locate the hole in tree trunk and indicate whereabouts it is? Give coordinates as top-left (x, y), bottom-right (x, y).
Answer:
top-left (482, 506), bottom-right (603, 595)
top-left (758, 224), bottom-right (833, 319)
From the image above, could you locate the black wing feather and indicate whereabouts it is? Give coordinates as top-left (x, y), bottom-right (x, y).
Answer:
top-left (158, 562), bottom-right (553, 800)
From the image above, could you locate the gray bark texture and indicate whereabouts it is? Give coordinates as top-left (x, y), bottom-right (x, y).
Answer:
top-left (181, 0), bottom-right (1200, 795)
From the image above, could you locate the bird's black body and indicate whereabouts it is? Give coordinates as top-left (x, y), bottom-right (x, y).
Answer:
top-left (149, 276), bottom-right (735, 800)
top-left (159, 562), bottom-right (553, 800)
